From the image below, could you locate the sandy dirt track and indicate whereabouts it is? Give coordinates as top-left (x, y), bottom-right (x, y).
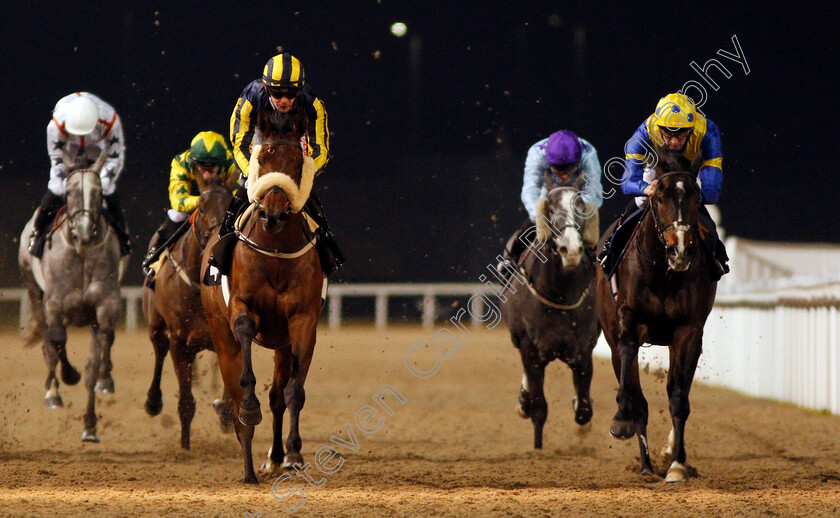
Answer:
top-left (1, 325), bottom-right (839, 517)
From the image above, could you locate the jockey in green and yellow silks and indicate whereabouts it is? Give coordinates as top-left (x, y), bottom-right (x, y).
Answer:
top-left (141, 131), bottom-right (237, 276)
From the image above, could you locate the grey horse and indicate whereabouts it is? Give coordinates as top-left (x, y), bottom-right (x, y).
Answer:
top-left (500, 174), bottom-right (601, 449)
top-left (18, 163), bottom-right (126, 442)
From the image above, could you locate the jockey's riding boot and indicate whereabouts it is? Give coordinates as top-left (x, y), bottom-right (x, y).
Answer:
top-left (28, 190), bottom-right (63, 258)
top-left (141, 218), bottom-right (181, 277)
top-left (208, 187), bottom-right (249, 275)
top-left (103, 192), bottom-right (132, 257)
top-left (303, 193), bottom-right (344, 276)
top-left (710, 239), bottom-right (730, 282)
top-left (497, 220), bottom-right (534, 279)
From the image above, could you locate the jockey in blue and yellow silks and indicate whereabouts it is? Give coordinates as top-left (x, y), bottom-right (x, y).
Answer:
top-left (622, 93), bottom-right (723, 204)
top-left (599, 93), bottom-right (728, 280)
top-left (141, 131), bottom-right (237, 276)
top-left (209, 52), bottom-right (343, 277)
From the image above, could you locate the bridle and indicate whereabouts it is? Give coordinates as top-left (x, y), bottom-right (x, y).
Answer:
top-left (252, 138), bottom-right (304, 216)
top-left (65, 169), bottom-right (102, 244)
top-left (234, 138), bottom-right (316, 258)
top-left (649, 171), bottom-right (696, 247)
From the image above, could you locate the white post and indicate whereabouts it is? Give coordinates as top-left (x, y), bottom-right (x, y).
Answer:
top-left (126, 294), bottom-right (138, 331)
top-left (19, 295), bottom-right (31, 331)
top-left (329, 294), bottom-right (342, 330)
top-left (422, 291), bottom-right (435, 329)
top-left (375, 292), bottom-right (388, 329)
top-left (470, 291), bottom-right (484, 329)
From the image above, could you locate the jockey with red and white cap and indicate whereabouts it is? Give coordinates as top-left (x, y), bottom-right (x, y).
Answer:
top-left (29, 92), bottom-right (131, 258)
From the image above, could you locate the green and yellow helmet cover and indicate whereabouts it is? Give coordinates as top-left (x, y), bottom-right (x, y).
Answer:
top-left (188, 131), bottom-right (230, 166)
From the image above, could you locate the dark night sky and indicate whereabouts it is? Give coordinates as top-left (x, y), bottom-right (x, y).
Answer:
top-left (0, 1), bottom-right (836, 287)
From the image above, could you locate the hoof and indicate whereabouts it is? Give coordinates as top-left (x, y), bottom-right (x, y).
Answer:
top-left (641, 467), bottom-right (658, 478)
top-left (243, 474), bottom-right (259, 484)
top-left (95, 377), bottom-right (115, 394)
top-left (665, 461), bottom-right (688, 483)
top-left (213, 399), bottom-right (234, 433)
top-left (61, 365), bottom-right (81, 386)
top-left (572, 396), bottom-right (593, 425)
top-left (44, 394), bottom-right (64, 409)
top-left (609, 419), bottom-right (635, 440)
top-left (238, 406), bottom-right (262, 426)
top-left (516, 388), bottom-right (530, 419)
top-left (281, 452), bottom-right (304, 470)
top-left (81, 429), bottom-right (100, 443)
top-left (145, 395), bottom-right (163, 416)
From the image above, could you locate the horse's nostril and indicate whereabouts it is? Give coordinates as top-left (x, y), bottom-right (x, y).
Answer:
top-left (666, 246), bottom-right (677, 257)
top-left (559, 246), bottom-right (568, 255)
top-left (259, 210), bottom-right (267, 219)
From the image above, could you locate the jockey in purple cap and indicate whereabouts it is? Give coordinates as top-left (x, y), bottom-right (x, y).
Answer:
top-left (499, 130), bottom-right (603, 274)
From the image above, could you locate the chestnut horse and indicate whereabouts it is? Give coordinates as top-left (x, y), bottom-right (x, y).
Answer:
top-left (201, 107), bottom-right (322, 483)
top-left (142, 184), bottom-right (234, 449)
top-left (596, 150), bottom-right (716, 482)
top-left (500, 174), bottom-right (600, 449)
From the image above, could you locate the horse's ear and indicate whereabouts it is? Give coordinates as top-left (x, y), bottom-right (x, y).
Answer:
top-left (572, 173), bottom-right (586, 191)
top-left (257, 108), bottom-right (272, 136)
top-left (689, 152), bottom-right (704, 176)
top-left (543, 172), bottom-right (558, 191)
top-left (294, 107), bottom-right (308, 136)
top-left (654, 145), bottom-right (681, 173)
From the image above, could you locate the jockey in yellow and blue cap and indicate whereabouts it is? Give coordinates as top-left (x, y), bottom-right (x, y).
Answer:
top-left (599, 93), bottom-right (728, 279)
top-left (209, 52), bottom-right (343, 276)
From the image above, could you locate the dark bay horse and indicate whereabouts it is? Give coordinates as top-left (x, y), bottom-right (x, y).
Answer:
top-left (501, 174), bottom-right (600, 449)
top-left (142, 185), bottom-right (234, 449)
top-left (201, 107), bottom-right (322, 483)
top-left (18, 167), bottom-right (125, 442)
top-left (596, 150), bottom-right (716, 482)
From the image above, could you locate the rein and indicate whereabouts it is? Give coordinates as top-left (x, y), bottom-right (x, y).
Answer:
top-left (516, 264), bottom-right (591, 310)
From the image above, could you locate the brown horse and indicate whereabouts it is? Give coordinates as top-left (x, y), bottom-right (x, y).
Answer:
top-left (142, 185), bottom-right (235, 449)
top-left (200, 107), bottom-right (322, 483)
top-left (596, 149), bottom-right (716, 482)
top-left (500, 174), bottom-right (600, 449)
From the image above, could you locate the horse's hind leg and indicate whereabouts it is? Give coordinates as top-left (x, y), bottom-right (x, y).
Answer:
top-left (518, 340), bottom-right (548, 449)
top-left (213, 388), bottom-right (235, 434)
top-left (144, 320), bottom-right (169, 416)
top-left (665, 327), bottom-right (703, 483)
top-left (261, 351), bottom-right (293, 473)
top-left (41, 340), bottom-right (62, 408)
top-left (170, 340), bottom-right (197, 450)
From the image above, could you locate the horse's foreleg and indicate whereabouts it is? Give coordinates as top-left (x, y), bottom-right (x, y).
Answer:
top-left (41, 340), bottom-right (62, 408)
top-left (46, 318), bottom-right (80, 386)
top-left (665, 327), bottom-right (703, 483)
top-left (262, 351), bottom-right (293, 473)
top-left (216, 337), bottom-right (257, 484)
top-left (610, 331), bottom-right (639, 441)
top-left (171, 341), bottom-right (197, 450)
top-left (565, 349), bottom-right (594, 428)
top-left (518, 341), bottom-right (547, 449)
top-left (95, 336), bottom-right (115, 394)
top-left (81, 325), bottom-right (109, 442)
top-left (144, 322), bottom-right (170, 416)
top-left (94, 301), bottom-right (119, 394)
top-left (232, 313), bottom-right (261, 426)
top-left (285, 316), bottom-right (317, 468)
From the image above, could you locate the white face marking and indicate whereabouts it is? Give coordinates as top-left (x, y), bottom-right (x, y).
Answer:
top-left (556, 191), bottom-right (583, 250)
top-left (675, 181), bottom-right (686, 255)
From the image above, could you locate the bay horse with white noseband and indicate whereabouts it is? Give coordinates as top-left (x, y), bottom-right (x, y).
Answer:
top-left (596, 149), bottom-right (716, 482)
top-left (201, 107), bottom-right (322, 483)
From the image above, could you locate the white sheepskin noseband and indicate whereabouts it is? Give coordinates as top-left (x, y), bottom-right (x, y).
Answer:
top-left (246, 144), bottom-right (315, 213)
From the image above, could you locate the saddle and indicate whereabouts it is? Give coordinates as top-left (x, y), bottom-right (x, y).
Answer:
top-left (597, 206), bottom-right (646, 279)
